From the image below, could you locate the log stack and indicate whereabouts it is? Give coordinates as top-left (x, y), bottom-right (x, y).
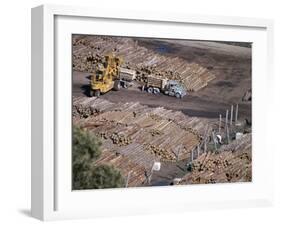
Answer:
top-left (179, 133), bottom-right (252, 184)
top-left (94, 150), bottom-right (147, 187)
top-left (73, 97), bottom-right (208, 170)
top-left (72, 35), bottom-right (216, 92)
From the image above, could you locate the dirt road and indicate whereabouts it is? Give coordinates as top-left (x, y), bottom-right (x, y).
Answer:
top-left (137, 39), bottom-right (252, 104)
top-left (73, 39), bottom-right (251, 120)
top-left (72, 39), bottom-right (252, 187)
top-left (73, 71), bottom-right (251, 120)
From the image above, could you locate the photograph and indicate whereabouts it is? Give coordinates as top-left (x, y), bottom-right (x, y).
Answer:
top-left (72, 35), bottom-right (252, 190)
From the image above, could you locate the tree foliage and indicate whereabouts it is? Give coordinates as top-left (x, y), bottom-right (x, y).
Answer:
top-left (72, 126), bottom-right (125, 190)
top-left (74, 165), bottom-right (125, 190)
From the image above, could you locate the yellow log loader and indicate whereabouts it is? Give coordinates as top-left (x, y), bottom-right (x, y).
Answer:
top-left (89, 54), bottom-right (123, 97)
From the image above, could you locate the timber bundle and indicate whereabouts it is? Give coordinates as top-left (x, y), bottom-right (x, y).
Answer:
top-left (73, 97), bottom-right (208, 177)
top-left (179, 133), bottom-right (252, 184)
top-left (73, 35), bottom-right (216, 92)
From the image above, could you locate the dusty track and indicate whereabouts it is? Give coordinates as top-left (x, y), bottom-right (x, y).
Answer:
top-left (137, 39), bottom-right (252, 104)
top-left (72, 38), bottom-right (252, 187)
top-left (73, 39), bottom-right (251, 120)
top-left (73, 71), bottom-right (251, 120)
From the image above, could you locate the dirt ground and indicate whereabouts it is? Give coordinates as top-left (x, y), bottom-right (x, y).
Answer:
top-left (136, 39), bottom-right (252, 103)
top-left (73, 39), bottom-right (251, 121)
top-left (72, 39), bottom-right (252, 187)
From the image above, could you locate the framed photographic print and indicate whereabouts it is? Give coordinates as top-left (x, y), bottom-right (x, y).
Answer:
top-left (31, 4), bottom-right (274, 221)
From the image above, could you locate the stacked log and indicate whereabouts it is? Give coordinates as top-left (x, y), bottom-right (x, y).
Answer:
top-left (73, 97), bottom-right (208, 170)
top-left (72, 35), bottom-right (216, 92)
top-left (179, 133), bottom-right (252, 184)
top-left (94, 150), bottom-right (147, 187)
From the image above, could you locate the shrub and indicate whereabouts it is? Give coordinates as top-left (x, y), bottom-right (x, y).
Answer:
top-left (74, 165), bottom-right (125, 190)
top-left (72, 126), bottom-right (125, 189)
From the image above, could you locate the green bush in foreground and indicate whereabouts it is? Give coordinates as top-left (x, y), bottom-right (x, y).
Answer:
top-left (74, 165), bottom-right (125, 190)
top-left (72, 126), bottom-right (125, 190)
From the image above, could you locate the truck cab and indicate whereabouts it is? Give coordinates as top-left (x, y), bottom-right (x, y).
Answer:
top-left (164, 80), bottom-right (187, 98)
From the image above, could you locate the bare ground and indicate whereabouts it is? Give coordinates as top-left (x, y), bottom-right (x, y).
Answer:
top-left (73, 39), bottom-right (251, 121)
top-left (72, 39), bottom-right (252, 186)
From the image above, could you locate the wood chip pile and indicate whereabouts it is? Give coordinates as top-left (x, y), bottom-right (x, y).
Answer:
top-left (179, 133), bottom-right (252, 184)
top-left (73, 35), bottom-right (216, 92)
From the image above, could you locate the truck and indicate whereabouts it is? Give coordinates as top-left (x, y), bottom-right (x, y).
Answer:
top-left (144, 75), bottom-right (187, 98)
top-left (118, 67), bottom-right (136, 88)
top-left (90, 53), bottom-right (186, 99)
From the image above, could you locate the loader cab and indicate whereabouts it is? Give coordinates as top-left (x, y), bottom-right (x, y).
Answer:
top-left (91, 68), bottom-right (104, 87)
top-left (94, 69), bottom-right (104, 81)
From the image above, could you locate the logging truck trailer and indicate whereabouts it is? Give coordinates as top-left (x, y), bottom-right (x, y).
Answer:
top-left (144, 75), bottom-right (187, 98)
top-left (117, 67), bottom-right (136, 88)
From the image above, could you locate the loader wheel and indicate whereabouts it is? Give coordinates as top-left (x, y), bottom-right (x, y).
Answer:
top-left (113, 80), bottom-right (121, 91)
top-left (94, 90), bottom-right (100, 97)
top-left (89, 89), bottom-right (94, 97)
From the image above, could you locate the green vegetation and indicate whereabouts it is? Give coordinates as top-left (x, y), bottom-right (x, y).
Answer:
top-left (72, 126), bottom-right (125, 190)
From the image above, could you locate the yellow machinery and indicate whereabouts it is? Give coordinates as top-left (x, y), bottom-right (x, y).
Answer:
top-left (89, 54), bottom-right (123, 97)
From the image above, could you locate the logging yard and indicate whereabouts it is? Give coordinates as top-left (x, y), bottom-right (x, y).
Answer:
top-left (72, 35), bottom-right (252, 189)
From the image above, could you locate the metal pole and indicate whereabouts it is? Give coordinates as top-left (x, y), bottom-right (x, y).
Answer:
top-left (191, 149), bottom-right (194, 161)
top-left (219, 114), bottom-right (222, 134)
top-left (197, 144), bottom-right (200, 158)
top-left (225, 109), bottom-right (229, 134)
top-left (230, 105), bottom-right (233, 126)
top-left (226, 124), bottom-right (230, 144)
top-left (235, 104), bottom-right (239, 124)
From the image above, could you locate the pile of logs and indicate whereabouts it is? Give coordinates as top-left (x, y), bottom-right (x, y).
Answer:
top-left (94, 150), bottom-right (147, 187)
top-left (145, 144), bottom-right (176, 162)
top-left (73, 104), bottom-right (95, 118)
top-left (73, 96), bottom-right (208, 169)
top-left (179, 133), bottom-right (252, 184)
top-left (72, 35), bottom-right (216, 92)
top-left (110, 132), bottom-right (132, 146)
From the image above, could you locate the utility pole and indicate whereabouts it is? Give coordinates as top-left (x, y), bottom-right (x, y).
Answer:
top-left (226, 124), bottom-right (230, 144)
top-left (235, 104), bottom-right (239, 124)
top-left (230, 105), bottom-right (233, 126)
top-left (225, 109), bottom-right (229, 134)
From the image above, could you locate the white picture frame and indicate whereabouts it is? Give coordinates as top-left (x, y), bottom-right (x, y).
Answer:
top-left (31, 4), bottom-right (274, 221)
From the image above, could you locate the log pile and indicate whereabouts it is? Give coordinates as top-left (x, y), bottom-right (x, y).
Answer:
top-left (73, 35), bottom-right (216, 92)
top-left (73, 97), bottom-right (209, 170)
top-left (94, 150), bottom-right (147, 187)
top-left (179, 133), bottom-right (252, 184)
